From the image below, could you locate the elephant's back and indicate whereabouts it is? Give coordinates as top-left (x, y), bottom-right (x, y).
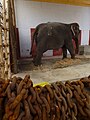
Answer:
top-left (38, 22), bottom-right (70, 39)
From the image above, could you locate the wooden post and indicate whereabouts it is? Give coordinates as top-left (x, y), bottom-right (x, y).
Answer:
top-left (0, 4), bottom-right (4, 78)
top-left (9, 0), bottom-right (18, 73)
top-left (0, 0), bottom-right (18, 78)
top-left (10, 0), bottom-right (16, 27)
top-left (6, 0), bottom-right (11, 79)
top-left (2, 0), bottom-right (9, 79)
top-left (0, 0), bottom-right (11, 80)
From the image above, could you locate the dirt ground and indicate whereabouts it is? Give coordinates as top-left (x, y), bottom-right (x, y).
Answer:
top-left (14, 55), bottom-right (90, 85)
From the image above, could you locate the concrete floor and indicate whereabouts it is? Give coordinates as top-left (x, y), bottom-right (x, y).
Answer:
top-left (14, 55), bottom-right (90, 85)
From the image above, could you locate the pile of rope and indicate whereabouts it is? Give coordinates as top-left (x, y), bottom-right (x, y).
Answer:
top-left (0, 75), bottom-right (90, 120)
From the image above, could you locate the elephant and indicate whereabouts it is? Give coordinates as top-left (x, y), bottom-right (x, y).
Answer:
top-left (30, 22), bottom-right (80, 66)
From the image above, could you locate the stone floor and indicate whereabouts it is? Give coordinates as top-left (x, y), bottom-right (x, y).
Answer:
top-left (13, 55), bottom-right (90, 85)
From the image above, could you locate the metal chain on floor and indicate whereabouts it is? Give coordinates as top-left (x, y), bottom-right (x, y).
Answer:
top-left (0, 75), bottom-right (90, 120)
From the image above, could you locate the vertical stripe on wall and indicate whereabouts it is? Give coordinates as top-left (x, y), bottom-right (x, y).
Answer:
top-left (89, 30), bottom-right (90, 45)
top-left (31, 28), bottom-right (36, 57)
top-left (53, 49), bottom-right (62, 56)
top-left (81, 30), bottom-right (89, 45)
top-left (78, 30), bottom-right (81, 45)
top-left (16, 28), bottom-right (21, 59)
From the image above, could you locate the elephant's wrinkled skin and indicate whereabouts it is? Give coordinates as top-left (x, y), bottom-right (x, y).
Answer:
top-left (31, 22), bottom-right (80, 66)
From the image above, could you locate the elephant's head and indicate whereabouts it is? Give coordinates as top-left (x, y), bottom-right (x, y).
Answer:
top-left (70, 23), bottom-right (80, 54)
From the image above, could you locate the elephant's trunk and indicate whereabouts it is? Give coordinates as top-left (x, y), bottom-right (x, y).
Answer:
top-left (74, 38), bottom-right (79, 54)
top-left (74, 30), bottom-right (81, 54)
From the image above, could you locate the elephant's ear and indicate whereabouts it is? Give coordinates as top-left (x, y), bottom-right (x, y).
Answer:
top-left (71, 25), bottom-right (75, 36)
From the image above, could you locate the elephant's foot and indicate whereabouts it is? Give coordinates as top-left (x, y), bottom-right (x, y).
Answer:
top-left (32, 59), bottom-right (36, 64)
top-left (33, 60), bottom-right (42, 66)
top-left (34, 63), bottom-right (41, 66)
top-left (62, 56), bottom-right (67, 59)
top-left (71, 55), bottom-right (75, 59)
top-left (75, 49), bottom-right (79, 54)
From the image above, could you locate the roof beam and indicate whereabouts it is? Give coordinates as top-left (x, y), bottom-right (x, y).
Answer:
top-left (32, 0), bottom-right (90, 7)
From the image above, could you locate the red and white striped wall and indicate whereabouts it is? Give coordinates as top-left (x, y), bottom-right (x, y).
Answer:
top-left (31, 28), bottom-right (90, 57)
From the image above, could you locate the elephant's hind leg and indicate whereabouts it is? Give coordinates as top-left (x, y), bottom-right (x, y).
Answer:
top-left (33, 49), bottom-right (43, 66)
top-left (62, 45), bottom-right (67, 59)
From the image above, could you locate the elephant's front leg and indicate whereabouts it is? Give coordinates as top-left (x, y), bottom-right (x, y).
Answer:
top-left (66, 41), bottom-right (75, 59)
top-left (62, 45), bottom-right (67, 59)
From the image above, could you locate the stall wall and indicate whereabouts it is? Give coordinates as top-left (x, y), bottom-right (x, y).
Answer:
top-left (15, 0), bottom-right (90, 57)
